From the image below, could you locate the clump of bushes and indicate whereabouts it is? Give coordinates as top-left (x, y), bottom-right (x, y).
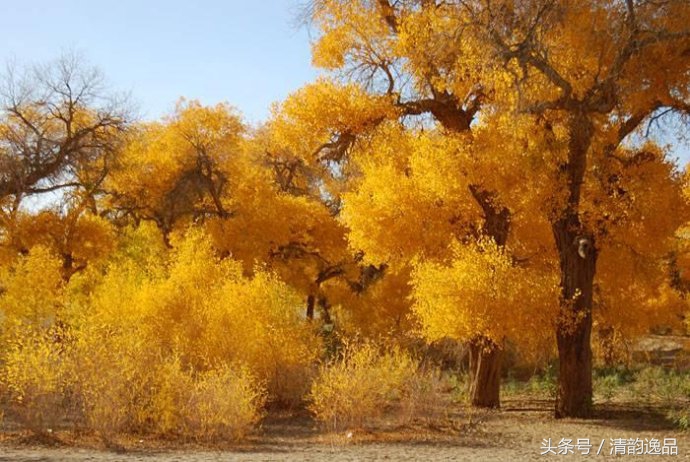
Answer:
top-left (629, 367), bottom-right (690, 431)
top-left (308, 342), bottom-right (446, 431)
top-left (0, 231), bottom-right (319, 441)
top-left (148, 360), bottom-right (265, 440)
top-left (1, 327), bottom-right (73, 434)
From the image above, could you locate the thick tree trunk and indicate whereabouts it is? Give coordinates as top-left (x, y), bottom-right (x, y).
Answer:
top-left (468, 337), bottom-right (503, 408)
top-left (548, 111), bottom-right (597, 419)
top-left (555, 320), bottom-right (593, 418)
top-left (552, 218), bottom-right (597, 418)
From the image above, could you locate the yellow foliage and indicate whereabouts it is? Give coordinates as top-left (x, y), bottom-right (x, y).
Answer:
top-left (0, 246), bottom-right (63, 329)
top-left (2, 209), bottom-right (116, 281)
top-left (148, 359), bottom-right (265, 441)
top-left (70, 321), bottom-right (154, 435)
top-left (78, 230), bottom-right (322, 408)
top-left (2, 0), bottom-right (690, 431)
top-left (0, 229), bottom-right (316, 438)
top-left (327, 265), bottom-right (413, 338)
top-left (310, 1), bottom-right (396, 71)
top-left (107, 99), bottom-right (244, 232)
top-left (341, 127), bottom-right (476, 265)
top-left (1, 326), bottom-right (72, 433)
top-left (412, 240), bottom-right (559, 358)
top-left (308, 342), bottom-right (445, 431)
top-left (268, 78), bottom-right (397, 167)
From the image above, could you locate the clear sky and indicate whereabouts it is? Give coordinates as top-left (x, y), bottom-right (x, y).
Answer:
top-left (0, 0), bottom-right (318, 123)
top-left (2, 0), bottom-right (689, 165)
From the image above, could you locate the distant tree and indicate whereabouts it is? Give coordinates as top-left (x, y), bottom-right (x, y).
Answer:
top-left (0, 53), bottom-right (130, 206)
top-left (106, 99), bottom-right (242, 243)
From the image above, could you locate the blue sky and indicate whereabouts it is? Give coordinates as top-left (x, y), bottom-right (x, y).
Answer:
top-left (1, 0), bottom-right (318, 123)
top-left (2, 0), bottom-right (689, 165)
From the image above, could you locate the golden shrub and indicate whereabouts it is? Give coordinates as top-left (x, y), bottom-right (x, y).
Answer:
top-left (0, 229), bottom-right (320, 438)
top-left (63, 230), bottom-right (315, 436)
top-left (69, 324), bottom-right (154, 436)
top-left (183, 365), bottom-right (265, 440)
top-left (0, 245), bottom-right (63, 329)
top-left (138, 231), bottom-right (322, 407)
top-left (148, 358), bottom-right (265, 441)
top-left (0, 248), bottom-right (69, 434)
top-left (198, 271), bottom-right (322, 407)
top-left (1, 327), bottom-right (72, 433)
top-left (308, 342), bottom-right (445, 431)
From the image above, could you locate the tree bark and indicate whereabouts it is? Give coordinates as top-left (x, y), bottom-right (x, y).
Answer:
top-left (552, 214), bottom-right (597, 418)
top-left (318, 296), bottom-right (333, 324)
top-left (468, 338), bottom-right (503, 408)
top-left (553, 224), bottom-right (597, 418)
top-left (552, 111), bottom-right (597, 419)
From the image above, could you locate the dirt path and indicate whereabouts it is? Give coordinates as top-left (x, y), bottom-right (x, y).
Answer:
top-left (1, 400), bottom-right (689, 461)
top-left (0, 444), bottom-right (565, 462)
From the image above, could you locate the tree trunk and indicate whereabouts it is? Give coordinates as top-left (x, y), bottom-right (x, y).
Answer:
top-left (306, 294), bottom-right (315, 320)
top-left (468, 337), bottom-right (503, 408)
top-left (318, 296), bottom-right (332, 324)
top-left (552, 218), bottom-right (597, 418)
top-left (550, 111), bottom-right (597, 418)
top-left (466, 184), bottom-right (511, 409)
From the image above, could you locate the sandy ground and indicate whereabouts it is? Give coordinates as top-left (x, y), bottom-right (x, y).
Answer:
top-left (1, 399), bottom-right (689, 461)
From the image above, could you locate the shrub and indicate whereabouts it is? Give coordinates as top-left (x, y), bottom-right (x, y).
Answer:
top-left (308, 342), bottom-right (446, 431)
top-left (0, 248), bottom-right (68, 434)
top-left (501, 365), bottom-right (558, 399)
top-left (594, 374), bottom-right (623, 402)
top-left (70, 322), bottom-right (267, 441)
top-left (65, 248), bottom-right (161, 437)
top-left (527, 365), bottom-right (557, 398)
top-left (199, 271), bottom-right (321, 407)
top-left (593, 366), bottom-right (636, 403)
top-left (149, 359), bottom-right (265, 441)
top-left (0, 230), bottom-right (318, 439)
top-left (1, 328), bottom-right (72, 434)
top-left (398, 367), bottom-right (447, 424)
top-left (183, 365), bottom-right (265, 440)
top-left (0, 245), bottom-right (63, 327)
top-left (70, 325), bottom-right (154, 436)
top-left (668, 409), bottom-right (690, 431)
top-left (142, 232), bottom-right (322, 407)
top-left (626, 367), bottom-right (690, 430)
